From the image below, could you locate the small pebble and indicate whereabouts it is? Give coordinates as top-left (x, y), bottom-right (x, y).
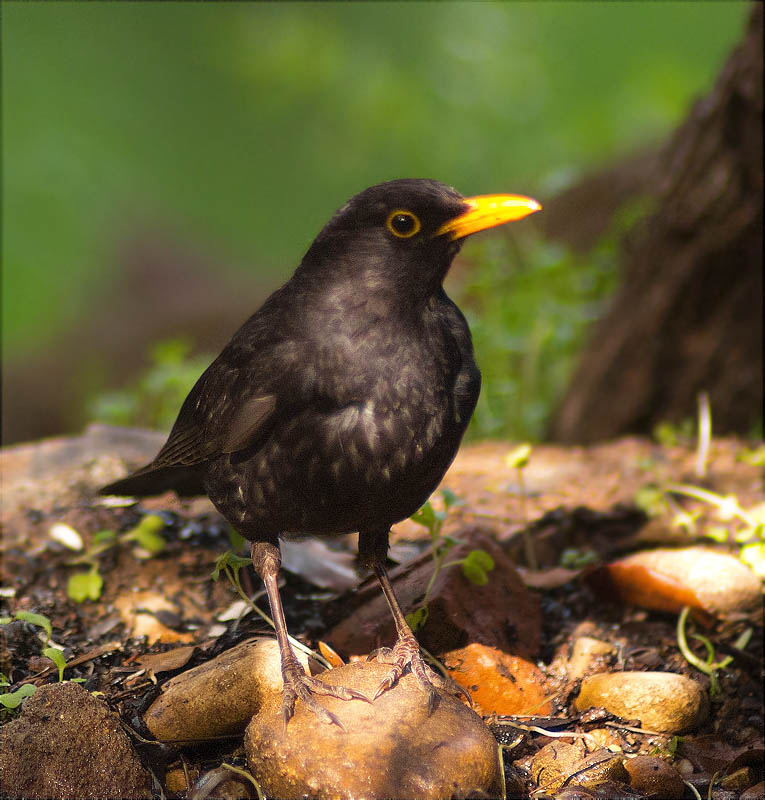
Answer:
top-left (568, 636), bottom-right (615, 680)
top-left (741, 781), bottom-right (765, 800)
top-left (624, 755), bottom-right (685, 799)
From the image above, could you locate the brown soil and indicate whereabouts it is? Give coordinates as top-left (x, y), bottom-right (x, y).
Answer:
top-left (1, 432), bottom-right (762, 798)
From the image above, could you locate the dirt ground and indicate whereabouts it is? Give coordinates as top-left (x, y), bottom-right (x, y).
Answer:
top-left (1, 429), bottom-right (763, 798)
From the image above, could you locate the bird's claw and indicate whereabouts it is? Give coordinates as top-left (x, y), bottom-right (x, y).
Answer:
top-left (280, 656), bottom-right (370, 730)
top-left (370, 632), bottom-right (471, 711)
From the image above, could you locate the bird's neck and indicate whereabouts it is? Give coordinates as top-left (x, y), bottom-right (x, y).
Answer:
top-left (296, 244), bottom-right (449, 314)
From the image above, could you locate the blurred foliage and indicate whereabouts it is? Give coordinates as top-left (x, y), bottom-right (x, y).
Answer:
top-left (455, 198), bottom-right (651, 439)
top-left (89, 190), bottom-right (629, 441)
top-left (4, 1), bottom-right (748, 360)
top-left (89, 339), bottom-right (210, 430)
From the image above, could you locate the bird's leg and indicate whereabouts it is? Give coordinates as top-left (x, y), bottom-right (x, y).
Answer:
top-left (250, 541), bottom-right (369, 729)
top-left (359, 530), bottom-right (470, 712)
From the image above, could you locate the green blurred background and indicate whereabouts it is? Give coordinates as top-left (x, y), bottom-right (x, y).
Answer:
top-left (2, 1), bottom-right (750, 443)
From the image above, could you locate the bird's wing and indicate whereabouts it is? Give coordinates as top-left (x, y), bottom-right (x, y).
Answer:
top-left (149, 365), bottom-right (280, 470)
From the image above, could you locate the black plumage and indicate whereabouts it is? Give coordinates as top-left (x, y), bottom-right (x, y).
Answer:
top-left (102, 178), bottom-right (540, 726)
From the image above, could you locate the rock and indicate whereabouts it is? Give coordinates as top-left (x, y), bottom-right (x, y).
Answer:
top-left (584, 727), bottom-right (625, 752)
top-left (567, 635), bottom-right (616, 680)
top-left (245, 660), bottom-right (500, 800)
top-left (530, 741), bottom-right (627, 794)
top-left (0, 681), bottom-right (151, 799)
top-left (720, 766), bottom-right (756, 792)
top-left (599, 546), bottom-right (762, 615)
top-left (575, 671), bottom-right (708, 734)
top-left (741, 781), bottom-right (765, 800)
top-left (115, 590), bottom-right (197, 645)
top-left (0, 424), bottom-right (165, 538)
top-left (329, 532), bottom-right (542, 660)
top-left (624, 755), bottom-right (685, 798)
top-left (443, 643), bottom-right (552, 715)
top-left (145, 637), bottom-right (307, 742)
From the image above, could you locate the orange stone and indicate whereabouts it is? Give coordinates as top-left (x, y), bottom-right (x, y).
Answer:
top-left (443, 642), bottom-right (552, 716)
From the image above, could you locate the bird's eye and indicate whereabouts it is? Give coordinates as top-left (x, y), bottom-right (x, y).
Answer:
top-left (386, 210), bottom-right (421, 239)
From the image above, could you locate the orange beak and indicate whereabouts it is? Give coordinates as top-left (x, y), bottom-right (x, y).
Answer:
top-left (437, 194), bottom-right (542, 239)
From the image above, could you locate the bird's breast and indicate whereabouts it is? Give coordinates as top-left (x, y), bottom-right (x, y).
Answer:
top-left (207, 300), bottom-right (478, 536)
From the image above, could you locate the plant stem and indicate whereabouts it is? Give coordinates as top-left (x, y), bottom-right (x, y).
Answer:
top-left (225, 566), bottom-right (331, 669)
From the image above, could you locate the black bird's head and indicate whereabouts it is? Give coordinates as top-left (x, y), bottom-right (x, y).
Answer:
top-left (298, 179), bottom-right (541, 303)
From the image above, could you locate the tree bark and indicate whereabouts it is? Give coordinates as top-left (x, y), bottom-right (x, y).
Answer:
top-left (549, 6), bottom-right (763, 443)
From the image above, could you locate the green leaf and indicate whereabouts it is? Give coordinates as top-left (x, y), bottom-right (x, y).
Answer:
top-left (93, 529), bottom-right (117, 544)
top-left (67, 570), bottom-right (104, 603)
top-left (464, 549), bottom-right (495, 572)
top-left (441, 488), bottom-right (461, 510)
top-left (406, 606), bottom-right (429, 631)
top-left (0, 683), bottom-right (36, 709)
top-left (504, 443), bottom-right (532, 470)
top-left (740, 542), bottom-right (765, 577)
top-left (559, 547), bottom-right (599, 568)
top-left (131, 528), bottom-right (166, 556)
top-left (122, 514), bottom-right (166, 555)
top-left (461, 550), bottom-right (495, 585)
top-left (42, 647), bottom-right (67, 681)
top-left (211, 550), bottom-right (252, 581)
top-left (228, 527), bottom-right (247, 551)
top-left (411, 501), bottom-right (436, 533)
top-left (137, 514), bottom-right (166, 535)
top-left (461, 561), bottom-right (489, 585)
top-left (14, 611), bottom-right (53, 642)
top-left (634, 485), bottom-right (668, 517)
top-left (737, 445), bottom-right (765, 467)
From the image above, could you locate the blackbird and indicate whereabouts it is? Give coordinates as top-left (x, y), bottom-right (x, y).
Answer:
top-left (101, 179), bottom-right (540, 726)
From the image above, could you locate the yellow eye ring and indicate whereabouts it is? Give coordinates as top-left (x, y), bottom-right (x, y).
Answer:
top-left (386, 210), bottom-right (421, 238)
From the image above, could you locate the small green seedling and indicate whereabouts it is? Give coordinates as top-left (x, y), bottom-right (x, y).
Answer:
top-left (9, 611), bottom-right (52, 642)
top-left (0, 613), bottom-right (54, 714)
top-left (505, 443), bottom-right (538, 569)
top-left (737, 444), bottom-right (765, 468)
top-left (0, 611), bottom-right (53, 645)
top-left (639, 397), bottom-right (765, 569)
top-left (676, 606), bottom-right (752, 697)
top-left (0, 681), bottom-right (36, 714)
top-left (41, 647), bottom-right (68, 682)
top-left (406, 490), bottom-right (494, 630)
top-left (211, 550), bottom-right (330, 669)
top-left (633, 478), bottom-right (765, 574)
top-left (67, 568), bottom-right (105, 603)
top-left (652, 419), bottom-right (695, 448)
top-left (64, 515), bottom-right (167, 603)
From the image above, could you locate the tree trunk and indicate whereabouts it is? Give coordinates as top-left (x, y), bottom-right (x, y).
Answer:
top-left (549, 6), bottom-right (763, 443)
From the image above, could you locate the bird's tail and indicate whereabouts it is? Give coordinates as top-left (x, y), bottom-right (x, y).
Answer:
top-left (100, 464), bottom-right (205, 498)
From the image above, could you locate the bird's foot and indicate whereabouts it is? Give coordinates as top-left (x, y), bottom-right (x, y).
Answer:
top-left (368, 632), bottom-right (471, 712)
top-left (280, 653), bottom-right (370, 730)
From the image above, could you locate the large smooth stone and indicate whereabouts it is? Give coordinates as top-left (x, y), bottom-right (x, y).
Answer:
top-left (145, 637), bottom-right (307, 742)
top-left (245, 661), bottom-right (500, 800)
top-left (576, 671), bottom-right (708, 734)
